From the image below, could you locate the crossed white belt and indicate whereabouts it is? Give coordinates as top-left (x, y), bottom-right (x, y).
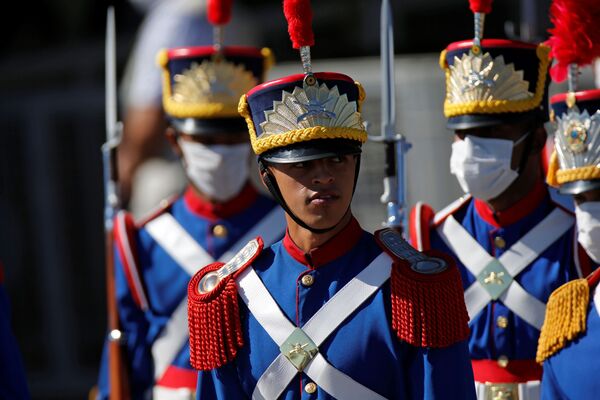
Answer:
top-left (436, 208), bottom-right (574, 330)
top-left (237, 252), bottom-right (392, 400)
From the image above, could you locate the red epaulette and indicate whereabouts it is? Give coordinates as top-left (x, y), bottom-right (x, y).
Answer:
top-left (409, 202), bottom-right (436, 251)
top-left (432, 195), bottom-right (472, 228)
top-left (188, 237), bottom-right (264, 371)
top-left (375, 228), bottom-right (470, 348)
top-left (135, 194), bottom-right (179, 228)
top-left (113, 210), bottom-right (149, 311)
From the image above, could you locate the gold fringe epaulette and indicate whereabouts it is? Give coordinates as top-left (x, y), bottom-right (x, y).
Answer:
top-left (536, 279), bottom-right (590, 363)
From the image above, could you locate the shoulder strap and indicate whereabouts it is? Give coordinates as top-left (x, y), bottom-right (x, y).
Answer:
top-left (409, 202), bottom-right (435, 251)
top-left (374, 228), bottom-right (470, 348)
top-left (136, 194), bottom-right (178, 227)
top-left (432, 195), bottom-right (471, 226)
top-left (187, 237), bottom-right (264, 371)
top-left (113, 210), bottom-right (149, 311)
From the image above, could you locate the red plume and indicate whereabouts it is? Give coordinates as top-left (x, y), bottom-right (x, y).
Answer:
top-left (207, 0), bottom-right (233, 26)
top-left (469, 0), bottom-right (493, 14)
top-left (283, 0), bottom-right (315, 49)
top-left (548, 0), bottom-right (600, 82)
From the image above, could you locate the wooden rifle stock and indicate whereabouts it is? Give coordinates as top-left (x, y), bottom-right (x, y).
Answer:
top-left (106, 229), bottom-right (130, 400)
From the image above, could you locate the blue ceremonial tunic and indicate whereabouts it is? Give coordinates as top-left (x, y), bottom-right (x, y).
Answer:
top-left (427, 183), bottom-right (582, 364)
top-left (541, 292), bottom-right (600, 400)
top-left (97, 184), bottom-right (279, 400)
top-left (0, 276), bottom-right (30, 400)
top-left (196, 218), bottom-right (476, 400)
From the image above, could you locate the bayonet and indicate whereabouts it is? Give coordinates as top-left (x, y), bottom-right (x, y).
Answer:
top-left (371, 0), bottom-right (411, 231)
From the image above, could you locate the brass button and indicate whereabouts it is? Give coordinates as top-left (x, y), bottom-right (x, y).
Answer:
top-left (494, 236), bottom-right (506, 249)
top-left (212, 224), bottom-right (228, 238)
top-left (304, 382), bottom-right (317, 394)
top-left (301, 275), bottom-right (314, 287)
top-left (497, 316), bottom-right (508, 329)
top-left (497, 355), bottom-right (509, 368)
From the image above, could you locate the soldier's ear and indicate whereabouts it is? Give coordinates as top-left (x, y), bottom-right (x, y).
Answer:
top-left (165, 127), bottom-right (183, 158)
top-left (258, 160), bottom-right (271, 190)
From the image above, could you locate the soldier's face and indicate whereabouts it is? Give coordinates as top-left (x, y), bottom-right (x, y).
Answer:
top-left (453, 120), bottom-right (545, 170)
top-left (267, 155), bottom-right (357, 230)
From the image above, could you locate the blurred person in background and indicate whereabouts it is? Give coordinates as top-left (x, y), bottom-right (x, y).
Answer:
top-left (95, 1), bottom-right (286, 398)
top-left (118, 0), bottom-right (259, 218)
top-left (536, 0), bottom-right (600, 397)
top-left (0, 262), bottom-right (30, 400)
top-left (409, 1), bottom-right (592, 399)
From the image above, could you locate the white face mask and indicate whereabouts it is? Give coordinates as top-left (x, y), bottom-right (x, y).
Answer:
top-left (178, 140), bottom-right (250, 202)
top-left (575, 201), bottom-right (600, 264)
top-left (450, 134), bottom-right (528, 201)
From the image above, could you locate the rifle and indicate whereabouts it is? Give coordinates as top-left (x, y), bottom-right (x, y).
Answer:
top-left (103, 7), bottom-right (129, 400)
top-left (371, 0), bottom-right (411, 232)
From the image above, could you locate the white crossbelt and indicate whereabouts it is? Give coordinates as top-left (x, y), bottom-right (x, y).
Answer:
top-left (144, 207), bottom-right (286, 384)
top-left (437, 208), bottom-right (573, 330)
top-left (236, 252), bottom-right (392, 400)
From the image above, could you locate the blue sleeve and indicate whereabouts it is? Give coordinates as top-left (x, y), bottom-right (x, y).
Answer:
top-left (0, 284), bottom-right (30, 400)
top-left (411, 340), bottom-right (476, 400)
top-left (196, 363), bottom-right (247, 400)
top-left (541, 359), bottom-right (567, 400)
top-left (96, 244), bottom-right (153, 400)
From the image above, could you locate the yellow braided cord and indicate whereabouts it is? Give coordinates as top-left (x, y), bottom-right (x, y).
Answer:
top-left (546, 151), bottom-right (560, 187)
top-left (536, 279), bottom-right (589, 363)
top-left (252, 127), bottom-right (366, 155)
top-left (156, 49), bottom-right (169, 69)
top-left (238, 92), bottom-right (367, 155)
top-left (355, 81), bottom-right (366, 112)
top-left (161, 65), bottom-right (174, 114)
top-left (555, 165), bottom-right (600, 185)
top-left (443, 44), bottom-right (551, 117)
top-left (238, 94), bottom-right (259, 146)
top-left (439, 49), bottom-right (448, 70)
top-left (163, 99), bottom-right (240, 119)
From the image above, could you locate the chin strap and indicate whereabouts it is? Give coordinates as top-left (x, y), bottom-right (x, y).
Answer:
top-left (258, 156), bottom-right (361, 234)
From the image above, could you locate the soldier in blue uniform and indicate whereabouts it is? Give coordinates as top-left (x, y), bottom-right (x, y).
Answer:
top-left (537, 90), bottom-right (600, 400)
top-left (96, 2), bottom-right (286, 398)
top-left (408, 1), bottom-right (592, 398)
top-left (536, 1), bottom-right (600, 395)
top-left (186, 1), bottom-right (476, 399)
top-left (0, 262), bottom-right (30, 400)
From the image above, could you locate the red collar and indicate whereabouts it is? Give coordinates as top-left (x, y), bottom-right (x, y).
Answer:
top-left (183, 183), bottom-right (257, 220)
top-left (283, 217), bottom-right (363, 268)
top-left (474, 180), bottom-right (547, 228)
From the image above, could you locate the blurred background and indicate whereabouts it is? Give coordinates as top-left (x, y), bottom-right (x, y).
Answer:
top-left (0, 0), bottom-right (595, 398)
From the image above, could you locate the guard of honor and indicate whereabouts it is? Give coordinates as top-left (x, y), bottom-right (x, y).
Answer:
top-left (409, 0), bottom-right (596, 399)
top-left (96, 1), bottom-right (286, 398)
top-left (185, 0), bottom-right (476, 399)
top-left (94, 0), bottom-right (600, 399)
